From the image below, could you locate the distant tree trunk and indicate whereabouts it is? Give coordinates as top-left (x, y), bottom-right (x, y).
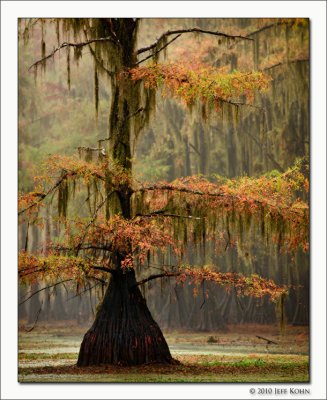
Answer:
top-left (226, 108), bottom-right (237, 178)
top-left (183, 135), bottom-right (191, 176)
top-left (27, 225), bottom-right (42, 324)
top-left (77, 19), bottom-right (174, 366)
top-left (291, 251), bottom-right (309, 325)
top-left (198, 123), bottom-right (209, 175)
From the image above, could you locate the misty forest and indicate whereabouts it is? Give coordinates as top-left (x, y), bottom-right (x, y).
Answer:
top-left (18, 18), bottom-right (309, 383)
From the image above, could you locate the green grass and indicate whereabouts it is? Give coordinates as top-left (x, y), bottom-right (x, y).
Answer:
top-left (19, 372), bottom-right (309, 383)
top-left (18, 354), bottom-right (309, 383)
top-left (200, 358), bottom-right (267, 367)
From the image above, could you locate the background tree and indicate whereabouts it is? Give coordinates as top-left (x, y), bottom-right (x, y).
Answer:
top-left (18, 18), bottom-right (309, 366)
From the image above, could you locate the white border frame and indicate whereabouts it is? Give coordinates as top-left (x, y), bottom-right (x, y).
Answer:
top-left (1, 2), bottom-right (326, 399)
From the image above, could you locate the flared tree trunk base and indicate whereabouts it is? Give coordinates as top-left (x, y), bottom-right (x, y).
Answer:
top-left (77, 270), bottom-right (175, 366)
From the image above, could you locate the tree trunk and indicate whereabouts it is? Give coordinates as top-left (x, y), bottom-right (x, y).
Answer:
top-left (77, 269), bottom-right (173, 366)
top-left (77, 18), bottom-right (174, 366)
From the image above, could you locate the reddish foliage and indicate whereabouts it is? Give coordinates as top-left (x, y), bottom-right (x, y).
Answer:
top-left (130, 62), bottom-right (270, 110)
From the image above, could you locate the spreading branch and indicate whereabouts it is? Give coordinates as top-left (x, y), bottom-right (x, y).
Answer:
top-left (133, 266), bottom-right (288, 302)
top-left (19, 279), bottom-right (73, 305)
top-left (29, 36), bottom-right (118, 71)
top-left (136, 184), bottom-right (224, 198)
top-left (136, 183), bottom-right (307, 216)
top-left (137, 28), bottom-right (253, 55)
top-left (19, 168), bottom-right (105, 216)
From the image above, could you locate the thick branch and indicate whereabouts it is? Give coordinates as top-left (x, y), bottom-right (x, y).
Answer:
top-left (137, 28), bottom-right (253, 55)
top-left (133, 272), bottom-right (181, 288)
top-left (135, 212), bottom-right (203, 220)
top-left (19, 259), bottom-right (115, 278)
top-left (136, 184), bottom-right (307, 216)
top-left (136, 184), bottom-right (224, 197)
top-left (29, 36), bottom-right (118, 71)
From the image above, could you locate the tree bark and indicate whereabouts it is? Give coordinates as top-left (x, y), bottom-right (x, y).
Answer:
top-left (77, 269), bottom-right (173, 366)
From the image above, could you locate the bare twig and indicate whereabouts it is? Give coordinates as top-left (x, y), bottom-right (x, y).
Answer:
top-left (135, 34), bottom-right (182, 65)
top-left (246, 21), bottom-right (293, 38)
top-left (215, 98), bottom-right (266, 112)
top-left (18, 173), bottom-right (71, 216)
top-left (67, 283), bottom-right (100, 301)
top-left (263, 58), bottom-right (309, 72)
top-left (243, 130), bottom-right (284, 171)
top-left (83, 29), bottom-right (115, 76)
top-left (188, 142), bottom-right (201, 156)
top-left (226, 20), bottom-right (298, 52)
top-left (74, 191), bottom-right (113, 256)
top-left (24, 301), bottom-right (43, 332)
